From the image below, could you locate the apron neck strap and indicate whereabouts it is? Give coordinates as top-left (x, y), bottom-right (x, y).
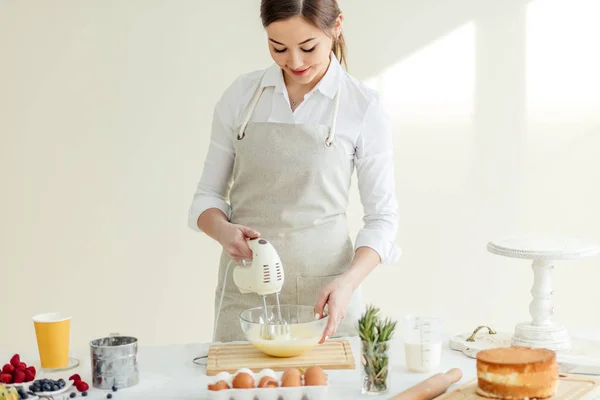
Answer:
top-left (326, 87), bottom-right (341, 147)
top-left (237, 83), bottom-right (266, 140)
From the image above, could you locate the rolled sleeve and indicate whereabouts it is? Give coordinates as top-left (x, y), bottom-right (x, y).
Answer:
top-left (355, 228), bottom-right (401, 265)
top-left (188, 82), bottom-right (239, 232)
top-left (354, 92), bottom-right (401, 265)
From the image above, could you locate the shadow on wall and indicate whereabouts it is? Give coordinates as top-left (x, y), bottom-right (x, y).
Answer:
top-left (333, 0), bottom-right (600, 331)
top-left (341, 0), bottom-right (532, 321)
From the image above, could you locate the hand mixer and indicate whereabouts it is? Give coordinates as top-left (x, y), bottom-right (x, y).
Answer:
top-left (232, 238), bottom-right (290, 340)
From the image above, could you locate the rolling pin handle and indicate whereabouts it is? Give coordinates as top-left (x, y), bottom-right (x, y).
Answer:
top-left (446, 367), bottom-right (463, 383)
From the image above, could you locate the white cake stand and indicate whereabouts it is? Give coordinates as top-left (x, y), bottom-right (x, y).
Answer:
top-left (450, 235), bottom-right (600, 373)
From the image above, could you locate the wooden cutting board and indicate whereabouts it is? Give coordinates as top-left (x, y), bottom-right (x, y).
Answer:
top-left (436, 373), bottom-right (600, 399)
top-left (206, 339), bottom-right (355, 376)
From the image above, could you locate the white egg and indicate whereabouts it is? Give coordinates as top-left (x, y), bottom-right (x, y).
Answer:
top-left (258, 368), bottom-right (277, 380)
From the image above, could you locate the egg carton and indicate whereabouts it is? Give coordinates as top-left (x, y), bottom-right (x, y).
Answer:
top-left (207, 368), bottom-right (328, 400)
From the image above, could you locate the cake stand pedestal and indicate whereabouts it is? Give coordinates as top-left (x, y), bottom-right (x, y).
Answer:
top-left (450, 235), bottom-right (600, 374)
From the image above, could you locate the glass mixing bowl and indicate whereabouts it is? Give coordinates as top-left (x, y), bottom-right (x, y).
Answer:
top-left (240, 305), bottom-right (328, 358)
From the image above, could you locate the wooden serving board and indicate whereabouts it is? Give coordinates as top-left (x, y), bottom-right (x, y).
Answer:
top-left (206, 339), bottom-right (355, 376)
top-left (436, 373), bottom-right (600, 400)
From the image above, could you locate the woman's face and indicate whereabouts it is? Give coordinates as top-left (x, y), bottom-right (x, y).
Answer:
top-left (265, 15), bottom-right (342, 86)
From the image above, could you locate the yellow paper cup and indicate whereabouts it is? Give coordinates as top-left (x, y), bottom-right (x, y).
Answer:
top-left (32, 312), bottom-right (71, 369)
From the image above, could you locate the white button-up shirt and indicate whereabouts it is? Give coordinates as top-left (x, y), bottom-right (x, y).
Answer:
top-left (188, 54), bottom-right (401, 265)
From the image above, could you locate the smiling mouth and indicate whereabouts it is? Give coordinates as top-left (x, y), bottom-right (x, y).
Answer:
top-left (290, 67), bottom-right (311, 76)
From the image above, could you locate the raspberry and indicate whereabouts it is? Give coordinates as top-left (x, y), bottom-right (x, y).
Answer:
top-left (13, 369), bottom-right (26, 384)
top-left (9, 354), bottom-right (20, 368)
top-left (75, 380), bottom-right (89, 392)
top-left (69, 373), bottom-right (82, 382)
top-left (0, 373), bottom-right (13, 384)
top-left (1, 364), bottom-right (14, 374)
top-left (24, 369), bottom-right (35, 382)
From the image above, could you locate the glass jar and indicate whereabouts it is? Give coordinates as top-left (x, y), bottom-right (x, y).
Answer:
top-left (360, 339), bottom-right (392, 395)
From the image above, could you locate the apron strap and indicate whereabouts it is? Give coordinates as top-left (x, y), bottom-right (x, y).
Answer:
top-left (326, 87), bottom-right (341, 147)
top-left (237, 82), bottom-right (266, 140)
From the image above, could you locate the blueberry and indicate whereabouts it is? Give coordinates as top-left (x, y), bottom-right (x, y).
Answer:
top-left (70, 392), bottom-right (77, 398)
top-left (28, 385), bottom-right (35, 391)
top-left (107, 394), bottom-right (112, 399)
top-left (82, 391), bottom-right (88, 397)
top-left (112, 385), bottom-right (118, 392)
top-left (52, 385), bottom-right (59, 391)
top-left (43, 384), bottom-right (52, 392)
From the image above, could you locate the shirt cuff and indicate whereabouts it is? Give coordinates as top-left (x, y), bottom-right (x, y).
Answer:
top-left (188, 197), bottom-right (232, 232)
top-left (355, 228), bottom-right (402, 265)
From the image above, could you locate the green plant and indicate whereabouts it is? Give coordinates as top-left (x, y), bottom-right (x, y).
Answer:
top-left (358, 305), bottom-right (397, 393)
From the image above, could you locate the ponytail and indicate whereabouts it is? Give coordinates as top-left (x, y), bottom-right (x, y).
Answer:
top-left (333, 31), bottom-right (348, 70)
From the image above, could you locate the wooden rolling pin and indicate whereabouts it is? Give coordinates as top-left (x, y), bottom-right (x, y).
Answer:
top-left (389, 368), bottom-right (463, 400)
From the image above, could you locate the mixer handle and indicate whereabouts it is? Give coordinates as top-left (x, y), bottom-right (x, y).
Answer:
top-left (466, 325), bottom-right (497, 342)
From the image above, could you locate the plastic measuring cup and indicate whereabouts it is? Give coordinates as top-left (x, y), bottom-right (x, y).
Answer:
top-left (403, 315), bottom-right (443, 372)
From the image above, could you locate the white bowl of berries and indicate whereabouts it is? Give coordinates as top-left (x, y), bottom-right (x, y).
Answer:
top-left (1, 354), bottom-right (93, 399)
top-left (1, 354), bottom-right (37, 387)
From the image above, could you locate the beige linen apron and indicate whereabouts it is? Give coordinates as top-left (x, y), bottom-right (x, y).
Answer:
top-left (213, 74), bottom-right (365, 342)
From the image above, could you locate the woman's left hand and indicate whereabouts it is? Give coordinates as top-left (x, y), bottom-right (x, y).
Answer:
top-left (314, 275), bottom-right (355, 344)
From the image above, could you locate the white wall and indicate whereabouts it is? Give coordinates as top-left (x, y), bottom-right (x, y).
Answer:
top-left (1, 0), bottom-right (599, 353)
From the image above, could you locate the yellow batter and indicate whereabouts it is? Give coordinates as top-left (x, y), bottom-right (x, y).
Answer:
top-left (246, 324), bottom-right (321, 357)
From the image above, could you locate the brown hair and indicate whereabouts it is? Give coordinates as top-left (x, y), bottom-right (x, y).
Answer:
top-left (260, 0), bottom-right (348, 69)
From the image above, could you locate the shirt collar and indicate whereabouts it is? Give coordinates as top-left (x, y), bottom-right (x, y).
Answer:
top-left (260, 51), bottom-right (341, 99)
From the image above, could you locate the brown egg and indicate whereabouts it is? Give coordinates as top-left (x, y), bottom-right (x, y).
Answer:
top-left (304, 366), bottom-right (328, 386)
top-left (232, 372), bottom-right (255, 389)
top-left (258, 376), bottom-right (278, 388)
top-left (281, 367), bottom-right (302, 387)
top-left (207, 380), bottom-right (230, 391)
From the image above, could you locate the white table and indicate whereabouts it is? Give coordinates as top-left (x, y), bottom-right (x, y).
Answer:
top-left (3, 331), bottom-right (599, 399)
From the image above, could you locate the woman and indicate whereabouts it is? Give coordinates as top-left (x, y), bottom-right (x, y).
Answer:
top-left (188, 0), bottom-right (400, 343)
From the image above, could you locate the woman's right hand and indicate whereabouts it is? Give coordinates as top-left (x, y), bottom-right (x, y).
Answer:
top-left (216, 221), bottom-right (261, 262)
